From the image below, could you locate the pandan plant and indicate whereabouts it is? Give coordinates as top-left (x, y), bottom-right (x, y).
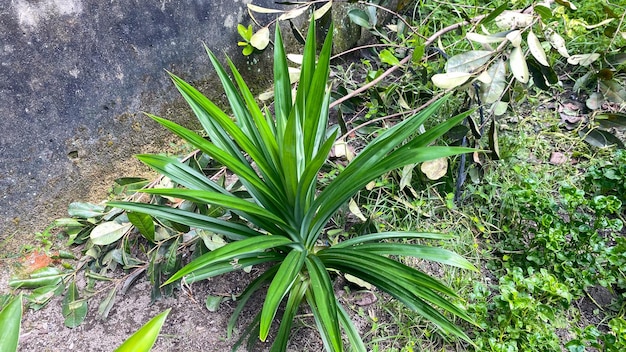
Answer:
top-left (109, 18), bottom-right (477, 352)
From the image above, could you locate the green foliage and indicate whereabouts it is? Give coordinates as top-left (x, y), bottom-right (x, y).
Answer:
top-left (108, 19), bottom-right (476, 351)
top-left (0, 294), bottom-right (23, 352)
top-left (114, 309), bottom-right (170, 352)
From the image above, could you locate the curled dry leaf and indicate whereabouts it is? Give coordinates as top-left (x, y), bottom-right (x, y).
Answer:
top-left (527, 30), bottom-right (549, 66)
top-left (567, 53), bottom-right (601, 66)
top-left (509, 46), bottom-right (529, 83)
top-left (246, 4), bottom-right (283, 14)
top-left (420, 158), bottom-right (448, 180)
top-left (432, 72), bottom-right (472, 89)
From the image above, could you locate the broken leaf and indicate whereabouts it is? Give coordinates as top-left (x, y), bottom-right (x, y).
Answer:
top-left (495, 11), bottom-right (534, 30)
top-left (420, 158), bottom-right (448, 180)
top-left (345, 273), bottom-right (372, 290)
top-left (205, 295), bottom-right (223, 312)
top-left (313, 1), bottom-right (333, 20)
top-left (506, 30), bottom-right (522, 47)
top-left (480, 59), bottom-right (507, 104)
top-left (586, 92), bottom-right (605, 110)
top-left (466, 32), bottom-right (507, 44)
top-left (567, 53), bottom-right (601, 66)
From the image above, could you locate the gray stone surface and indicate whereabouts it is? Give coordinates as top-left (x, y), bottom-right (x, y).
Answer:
top-left (0, 0), bottom-right (280, 242)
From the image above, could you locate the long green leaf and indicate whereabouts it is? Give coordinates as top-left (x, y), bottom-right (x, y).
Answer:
top-left (0, 294), bottom-right (22, 352)
top-left (273, 25), bottom-right (291, 144)
top-left (146, 114), bottom-right (288, 215)
top-left (205, 50), bottom-right (284, 194)
top-left (168, 73), bottom-right (247, 163)
top-left (270, 278), bottom-right (309, 352)
top-left (183, 253), bottom-right (283, 284)
top-left (107, 202), bottom-right (261, 240)
top-left (304, 98), bottom-right (459, 245)
top-left (305, 255), bottom-right (342, 352)
top-left (318, 250), bottom-right (474, 342)
top-left (136, 154), bottom-right (292, 236)
top-left (139, 188), bottom-right (288, 227)
top-left (226, 57), bottom-right (281, 171)
top-left (114, 308), bottom-right (170, 352)
top-left (260, 250), bottom-right (306, 341)
top-left (163, 236), bottom-right (294, 286)
top-left (303, 24), bottom-right (334, 162)
top-left (354, 243), bottom-right (477, 271)
top-left (337, 302), bottom-right (366, 352)
top-left (333, 231), bottom-right (456, 247)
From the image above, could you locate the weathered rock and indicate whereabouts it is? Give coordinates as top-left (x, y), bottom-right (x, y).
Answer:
top-left (0, 0), bottom-right (280, 242)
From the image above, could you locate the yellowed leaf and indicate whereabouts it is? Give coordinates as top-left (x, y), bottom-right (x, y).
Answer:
top-left (432, 72), bottom-right (472, 89)
top-left (250, 27), bottom-right (270, 50)
top-left (527, 30), bottom-right (549, 66)
top-left (278, 5), bottom-right (310, 21)
top-left (506, 30), bottom-right (522, 47)
top-left (313, 1), bottom-right (332, 20)
top-left (420, 158), bottom-right (448, 180)
top-left (510, 46), bottom-right (529, 83)
top-left (247, 3), bottom-right (284, 14)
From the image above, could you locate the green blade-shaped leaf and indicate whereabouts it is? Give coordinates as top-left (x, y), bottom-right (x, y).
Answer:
top-left (354, 243), bottom-right (478, 271)
top-left (270, 278), bottom-right (309, 352)
top-left (184, 253), bottom-right (283, 284)
top-left (146, 114), bottom-right (287, 214)
top-left (304, 255), bottom-right (342, 352)
top-left (0, 294), bottom-right (22, 352)
top-left (305, 97), bottom-right (455, 243)
top-left (303, 23), bottom-right (333, 162)
top-left (163, 236), bottom-right (294, 286)
top-left (136, 155), bottom-right (290, 236)
top-left (136, 154), bottom-right (225, 193)
top-left (114, 308), bottom-right (171, 352)
top-left (337, 302), bottom-right (366, 352)
top-left (318, 249), bottom-right (474, 343)
top-left (140, 188), bottom-right (288, 227)
top-left (205, 49), bottom-right (284, 194)
top-left (273, 25), bottom-right (292, 143)
top-left (333, 231), bottom-right (456, 247)
top-left (107, 202), bottom-right (261, 240)
top-left (260, 249), bottom-right (306, 341)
